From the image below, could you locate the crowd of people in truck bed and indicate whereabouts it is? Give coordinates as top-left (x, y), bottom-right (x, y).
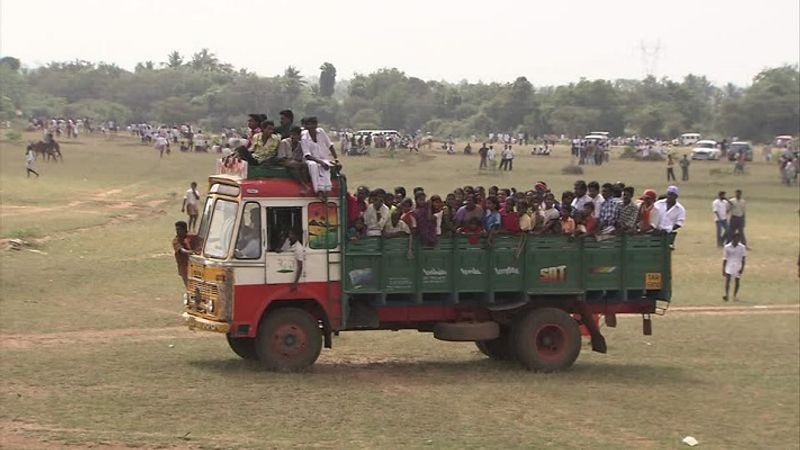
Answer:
top-left (345, 180), bottom-right (686, 247)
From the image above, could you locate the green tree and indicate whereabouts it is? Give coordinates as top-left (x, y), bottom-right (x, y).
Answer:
top-left (282, 66), bottom-right (306, 109)
top-left (166, 51), bottom-right (184, 69)
top-left (319, 62), bottom-right (336, 98)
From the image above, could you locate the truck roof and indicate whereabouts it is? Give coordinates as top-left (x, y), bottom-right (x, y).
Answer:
top-left (209, 168), bottom-right (343, 198)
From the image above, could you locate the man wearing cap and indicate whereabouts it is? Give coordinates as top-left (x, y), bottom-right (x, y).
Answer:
top-left (654, 186), bottom-right (686, 233)
top-left (637, 189), bottom-right (660, 233)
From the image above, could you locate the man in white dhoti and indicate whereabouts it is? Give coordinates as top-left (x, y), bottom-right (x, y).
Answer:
top-left (300, 117), bottom-right (340, 197)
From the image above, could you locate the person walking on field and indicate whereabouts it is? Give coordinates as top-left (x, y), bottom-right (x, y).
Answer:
top-left (728, 189), bottom-right (747, 247)
top-left (679, 155), bottom-right (690, 181)
top-left (722, 233), bottom-right (746, 302)
top-left (712, 191), bottom-right (730, 247)
top-left (182, 182), bottom-right (201, 232)
top-left (666, 154), bottom-right (676, 182)
top-left (25, 145), bottom-right (40, 178)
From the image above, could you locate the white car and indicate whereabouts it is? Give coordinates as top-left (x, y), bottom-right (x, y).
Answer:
top-left (691, 140), bottom-right (720, 160)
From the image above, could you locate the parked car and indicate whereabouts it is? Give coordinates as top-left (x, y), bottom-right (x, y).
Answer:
top-left (691, 140), bottom-right (720, 160)
top-left (680, 132), bottom-right (702, 146)
top-left (727, 141), bottom-right (753, 161)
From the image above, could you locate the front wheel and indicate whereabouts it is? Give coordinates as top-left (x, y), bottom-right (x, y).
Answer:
top-left (255, 308), bottom-right (322, 372)
top-left (226, 334), bottom-right (258, 360)
top-left (512, 308), bottom-right (581, 372)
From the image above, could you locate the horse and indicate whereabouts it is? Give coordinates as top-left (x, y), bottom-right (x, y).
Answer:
top-left (29, 141), bottom-right (63, 162)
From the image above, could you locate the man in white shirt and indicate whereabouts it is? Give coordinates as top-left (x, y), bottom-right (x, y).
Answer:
top-left (182, 182), bottom-right (201, 232)
top-left (711, 191), bottom-right (730, 247)
top-left (571, 180), bottom-right (592, 212)
top-left (487, 146), bottom-right (497, 170)
top-left (363, 190), bottom-right (389, 236)
top-left (587, 181), bottom-right (604, 218)
top-left (300, 117), bottom-right (339, 196)
top-left (722, 233), bottom-right (746, 301)
top-left (654, 185), bottom-right (686, 232)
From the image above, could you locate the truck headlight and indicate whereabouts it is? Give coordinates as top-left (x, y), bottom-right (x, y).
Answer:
top-left (182, 292), bottom-right (189, 306)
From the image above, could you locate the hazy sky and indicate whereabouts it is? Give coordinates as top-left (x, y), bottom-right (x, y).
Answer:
top-left (2, 0), bottom-right (798, 86)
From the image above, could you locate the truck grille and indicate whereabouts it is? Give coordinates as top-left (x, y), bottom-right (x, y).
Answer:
top-left (188, 278), bottom-right (219, 315)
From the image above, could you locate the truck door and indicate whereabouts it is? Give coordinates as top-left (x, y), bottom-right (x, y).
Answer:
top-left (232, 201), bottom-right (266, 285)
top-left (264, 206), bottom-right (304, 285)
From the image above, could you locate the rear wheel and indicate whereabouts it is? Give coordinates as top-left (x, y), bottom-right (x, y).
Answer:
top-left (226, 334), bottom-right (258, 360)
top-left (475, 328), bottom-right (515, 361)
top-left (512, 308), bottom-right (581, 372)
top-left (255, 308), bottom-right (322, 372)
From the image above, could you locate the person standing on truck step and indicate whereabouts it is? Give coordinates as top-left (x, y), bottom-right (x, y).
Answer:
top-left (287, 229), bottom-right (305, 291)
top-left (182, 182), bottom-right (201, 232)
top-left (300, 117), bottom-right (339, 197)
top-left (722, 232), bottom-right (746, 301)
top-left (654, 185), bottom-right (686, 233)
top-left (712, 191), bottom-right (730, 247)
top-left (173, 221), bottom-right (193, 287)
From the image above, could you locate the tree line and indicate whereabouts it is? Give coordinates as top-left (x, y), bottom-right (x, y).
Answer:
top-left (0, 50), bottom-right (797, 143)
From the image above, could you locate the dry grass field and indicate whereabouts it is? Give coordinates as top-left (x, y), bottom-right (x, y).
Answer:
top-left (1, 132), bottom-right (798, 449)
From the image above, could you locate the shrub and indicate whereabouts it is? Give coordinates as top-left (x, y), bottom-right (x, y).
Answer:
top-left (4, 130), bottom-right (22, 142)
top-left (561, 164), bottom-right (584, 175)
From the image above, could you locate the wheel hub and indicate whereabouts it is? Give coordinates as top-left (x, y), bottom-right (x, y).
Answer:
top-left (535, 324), bottom-right (567, 360)
top-left (272, 324), bottom-right (307, 357)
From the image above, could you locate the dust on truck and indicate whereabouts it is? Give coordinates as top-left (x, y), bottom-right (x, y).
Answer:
top-left (183, 168), bottom-right (672, 372)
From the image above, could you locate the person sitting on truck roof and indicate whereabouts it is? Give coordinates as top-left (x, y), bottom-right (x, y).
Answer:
top-left (277, 126), bottom-right (312, 192)
top-left (300, 117), bottom-right (339, 196)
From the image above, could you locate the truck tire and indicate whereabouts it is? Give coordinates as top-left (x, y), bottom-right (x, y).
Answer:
top-left (226, 334), bottom-right (258, 360)
top-left (255, 308), bottom-right (322, 372)
top-left (475, 328), bottom-right (515, 361)
top-left (434, 321), bottom-right (499, 342)
top-left (512, 307), bottom-right (581, 372)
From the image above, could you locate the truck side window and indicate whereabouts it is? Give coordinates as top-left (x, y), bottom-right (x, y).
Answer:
top-left (234, 202), bottom-right (262, 259)
top-left (267, 207), bottom-right (303, 252)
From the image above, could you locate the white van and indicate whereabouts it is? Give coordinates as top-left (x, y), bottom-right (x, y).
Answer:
top-left (680, 133), bottom-right (701, 146)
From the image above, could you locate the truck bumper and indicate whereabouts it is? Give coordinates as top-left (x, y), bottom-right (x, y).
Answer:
top-left (182, 312), bottom-right (230, 333)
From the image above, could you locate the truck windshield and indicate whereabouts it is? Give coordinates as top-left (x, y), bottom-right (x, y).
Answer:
top-left (204, 199), bottom-right (238, 259)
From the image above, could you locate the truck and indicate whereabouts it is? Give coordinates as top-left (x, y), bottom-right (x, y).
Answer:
top-left (183, 167), bottom-right (672, 372)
